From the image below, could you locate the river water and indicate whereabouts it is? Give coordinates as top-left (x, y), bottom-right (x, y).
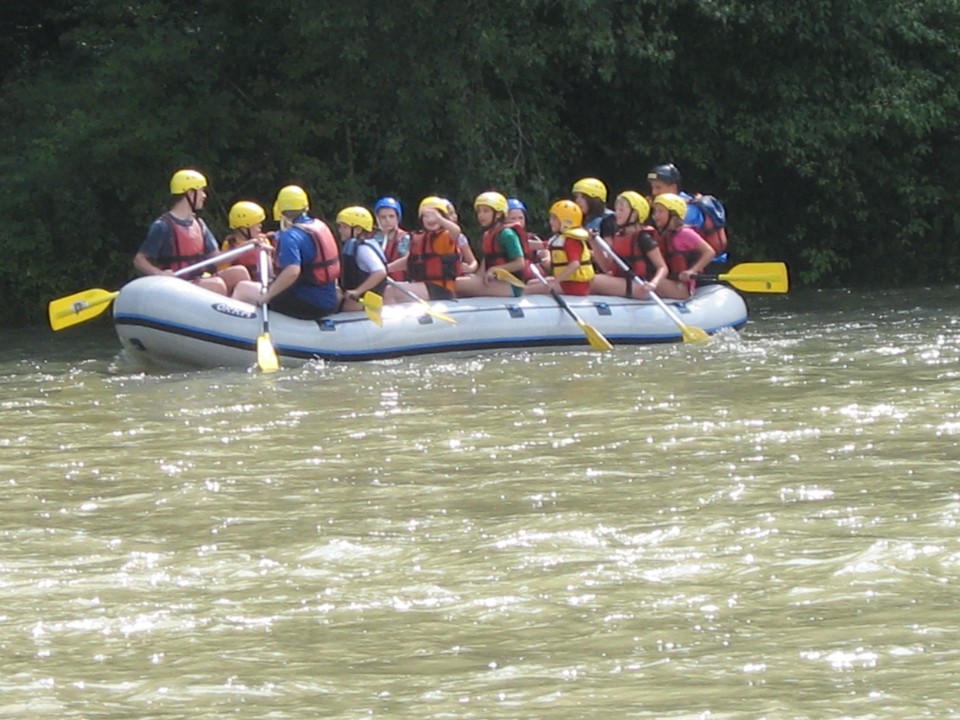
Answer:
top-left (2, 287), bottom-right (959, 719)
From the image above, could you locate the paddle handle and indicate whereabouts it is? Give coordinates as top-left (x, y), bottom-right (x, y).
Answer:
top-left (258, 249), bottom-right (272, 331)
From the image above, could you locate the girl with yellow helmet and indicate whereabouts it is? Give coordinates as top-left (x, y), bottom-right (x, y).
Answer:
top-left (525, 199), bottom-right (595, 296)
top-left (589, 191), bottom-right (668, 299)
top-left (650, 193), bottom-right (716, 300)
top-left (571, 177), bottom-right (616, 239)
top-left (335, 206), bottom-right (388, 312)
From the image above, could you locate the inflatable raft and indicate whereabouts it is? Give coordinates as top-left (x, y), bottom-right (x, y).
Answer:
top-left (112, 276), bottom-right (748, 369)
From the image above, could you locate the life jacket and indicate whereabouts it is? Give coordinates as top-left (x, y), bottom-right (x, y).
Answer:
top-left (549, 233), bottom-right (595, 283)
top-left (294, 218), bottom-right (341, 285)
top-left (659, 227), bottom-right (700, 280)
top-left (159, 213), bottom-right (207, 273)
top-left (689, 194), bottom-right (728, 255)
top-left (610, 225), bottom-right (661, 282)
top-left (341, 237), bottom-right (388, 293)
top-left (382, 227), bottom-right (410, 281)
top-left (481, 221), bottom-right (532, 275)
top-left (406, 229), bottom-right (461, 292)
top-left (219, 233), bottom-right (261, 279)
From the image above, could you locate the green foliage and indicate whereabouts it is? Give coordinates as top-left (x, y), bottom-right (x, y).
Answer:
top-left (2, 0), bottom-right (960, 325)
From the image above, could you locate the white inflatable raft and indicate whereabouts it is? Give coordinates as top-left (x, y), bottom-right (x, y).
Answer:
top-left (112, 276), bottom-right (748, 368)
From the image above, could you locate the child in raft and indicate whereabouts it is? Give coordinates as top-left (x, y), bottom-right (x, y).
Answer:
top-left (589, 191), bottom-right (668, 299)
top-left (525, 199), bottom-right (595, 295)
top-left (650, 193), bottom-right (716, 300)
top-left (384, 196), bottom-right (465, 302)
top-left (456, 191), bottom-right (531, 298)
top-left (336, 205), bottom-right (388, 312)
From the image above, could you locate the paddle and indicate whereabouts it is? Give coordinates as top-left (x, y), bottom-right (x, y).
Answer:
top-left (385, 278), bottom-right (457, 324)
top-left (695, 262), bottom-right (789, 294)
top-left (355, 291), bottom-right (384, 327)
top-left (48, 241), bottom-right (260, 331)
top-left (529, 264), bottom-right (613, 352)
top-left (492, 266), bottom-right (528, 288)
top-left (591, 235), bottom-right (709, 344)
top-left (256, 249), bottom-right (280, 373)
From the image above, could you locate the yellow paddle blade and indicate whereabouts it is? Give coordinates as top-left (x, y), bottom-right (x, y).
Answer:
top-left (360, 291), bottom-right (384, 327)
top-left (425, 307), bottom-right (457, 325)
top-left (719, 262), bottom-right (789, 293)
top-left (679, 323), bottom-right (711, 344)
top-left (492, 267), bottom-right (527, 288)
top-left (580, 320), bottom-right (613, 352)
top-left (257, 332), bottom-right (279, 373)
top-left (48, 289), bottom-right (119, 330)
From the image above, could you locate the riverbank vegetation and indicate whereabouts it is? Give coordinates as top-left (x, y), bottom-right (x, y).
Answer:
top-left (2, 0), bottom-right (958, 325)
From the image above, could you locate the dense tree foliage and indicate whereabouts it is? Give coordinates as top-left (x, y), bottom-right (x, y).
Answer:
top-left (1, 0), bottom-right (959, 325)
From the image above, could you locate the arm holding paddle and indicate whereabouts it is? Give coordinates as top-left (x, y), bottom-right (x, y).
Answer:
top-left (49, 240), bottom-right (264, 331)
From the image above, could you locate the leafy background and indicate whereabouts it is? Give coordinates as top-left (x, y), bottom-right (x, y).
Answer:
top-left (2, 0), bottom-right (958, 325)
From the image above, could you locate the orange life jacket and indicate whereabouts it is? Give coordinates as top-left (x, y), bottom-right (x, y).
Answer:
top-left (159, 213), bottom-right (207, 273)
top-left (406, 229), bottom-right (461, 292)
top-left (295, 219), bottom-right (341, 285)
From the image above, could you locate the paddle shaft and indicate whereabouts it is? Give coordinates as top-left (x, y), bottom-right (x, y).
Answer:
top-left (258, 249), bottom-right (273, 335)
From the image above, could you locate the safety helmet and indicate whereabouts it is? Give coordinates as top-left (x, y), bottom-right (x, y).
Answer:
top-left (274, 185), bottom-right (309, 217)
top-left (507, 197), bottom-right (528, 214)
top-left (474, 191), bottom-right (508, 215)
top-left (229, 201), bottom-right (266, 230)
top-left (549, 199), bottom-right (583, 231)
top-left (571, 177), bottom-right (607, 202)
top-left (647, 163), bottom-right (681, 185)
top-left (653, 192), bottom-right (687, 219)
top-left (373, 196), bottom-right (403, 220)
top-left (170, 169), bottom-right (207, 195)
top-left (418, 196), bottom-right (449, 216)
top-left (616, 191), bottom-right (650, 223)
top-left (336, 206), bottom-right (374, 233)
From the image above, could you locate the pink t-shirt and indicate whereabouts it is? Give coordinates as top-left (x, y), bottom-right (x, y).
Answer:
top-left (670, 226), bottom-right (704, 253)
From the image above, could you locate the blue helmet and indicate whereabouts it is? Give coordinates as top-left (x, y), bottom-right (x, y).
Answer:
top-left (507, 197), bottom-right (528, 216)
top-left (373, 196), bottom-right (403, 221)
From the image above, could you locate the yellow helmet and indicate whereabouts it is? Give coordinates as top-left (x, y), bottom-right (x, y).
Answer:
top-left (549, 199), bottom-right (583, 231)
top-left (170, 169), bottom-right (207, 195)
top-left (418, 195), bottom-right (449, 217)
top-left (229, 201), bottom-right (266, 230)
top-left (274, 185), bottom-right (309, 217)
top-left (336, 206), bottom-right (374, 232)
top-left (653, 192), bottom-right (687, 219)
top-left (571, 177), bottom-right (607, 202)
top-left (616, 191), bottom-right (650, 223)
top-left (474, 191), bottom-right (508, 215)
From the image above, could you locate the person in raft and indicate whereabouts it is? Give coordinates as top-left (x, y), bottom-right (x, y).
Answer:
top-left (506, 197), bottom-right (545, 252)
top-left (336, 205), bottom-right (388, 312)
top-left (525, 199), bottom-right (595, 296)
top-left (235, 185), bottom-right (340, 319)
top-left (385, 196), bottom-right (464, 302)
top-left (571, 177), bottom-right (616, 240)
top-left (219, 201), bottom-right (272, 282)
top-left (647, 162), bottom-right (728, 258)
top-left (650, 193), bottom-right (715, 300)
top-left (456, 191), bottom-right (531, 298)
top-left (589, 191), bottom-right (668, 299)
top-left (133, 169), bottom-right (250, 296)
top-left (371, 196), bottom-right (411, 281)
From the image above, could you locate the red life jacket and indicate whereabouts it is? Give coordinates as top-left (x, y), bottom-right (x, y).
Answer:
top-left (610, 225), bottom-right (661, 282)
top-left (659, 227), bottom-right (699, 280)
top-left (481, 221), bottom-right (531, 275)
top-left (383, 227), bottom-right (410, 281)
top-left (295, 219), bottom-right (341, 285)
top-left (697, 216), bottom-right (727, 255)
top-left (406, 230), bottom-right (461, 290)
top-left (160, 213), bottom-right (207, 272)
